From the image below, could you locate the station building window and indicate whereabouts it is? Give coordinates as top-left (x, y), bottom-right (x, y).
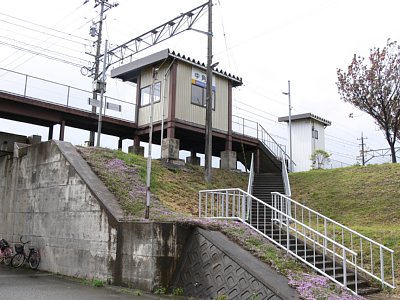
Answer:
top-left (191, 83), bottom-right (215, 109)
top-left (140, 82), bottom-right (161, 107)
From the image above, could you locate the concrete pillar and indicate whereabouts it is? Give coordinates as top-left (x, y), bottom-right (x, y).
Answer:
top-left (128, 145), bottom-right (144, 156)
top-left (161, 138), bottom-right (180, 160)
top-left (59, 120), bottom-right (65, 141)
top-left (27, 135), bottom-right (41, 144)
top-left (186, 150), bottom-right (200, 165)
top-left (48, 125), bottom-right (53, 140)
top-left (118, 138), bottom-right (123, 151)
top-left (128, 136), bottom-right (145, 156)
top-left (220, 150), bottom-right (237, 170)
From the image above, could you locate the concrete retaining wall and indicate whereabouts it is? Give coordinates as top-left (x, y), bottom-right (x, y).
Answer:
top-left (0, 140), bottom-right (189, 290)
top-left (0, 139), bottom-right (297, 298)
top-left (0, 141), bottom-right (117, 280)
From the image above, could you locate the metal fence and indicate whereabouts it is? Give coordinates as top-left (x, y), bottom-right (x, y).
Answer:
top-left (0, 67), bottom-right (136, 122)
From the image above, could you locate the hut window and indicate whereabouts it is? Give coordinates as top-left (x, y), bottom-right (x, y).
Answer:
top-left (140, 82), bottom-right (161, 107)
top-left (191, 84), bottom-right (215, 109)
top-left (312, 129), bottom-right (319, 139)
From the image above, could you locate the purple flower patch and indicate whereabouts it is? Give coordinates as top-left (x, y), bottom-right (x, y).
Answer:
top-left (288, 272), bottom-right (366, 300)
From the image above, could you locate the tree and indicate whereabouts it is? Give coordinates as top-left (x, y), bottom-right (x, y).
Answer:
top-left (336, 39), bottom-right (400, 163)
top-left (310, 149), bottom-right (331, 169)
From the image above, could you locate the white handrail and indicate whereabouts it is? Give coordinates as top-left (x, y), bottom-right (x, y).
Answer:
top-left (271, 192), bottom-right (395, 289)
top-left (281, 158), bottom-right (291, 197)
top-left (199, 188), bottom-right (396, 293)
top-left (199, 188), bottom-right (359, 294)
top-left (247, 153), bottom-right (254, 194)
top-left (272, 192), bottom-right (394, 253)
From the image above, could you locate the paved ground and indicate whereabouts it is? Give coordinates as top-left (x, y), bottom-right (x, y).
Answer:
top-left (0, 264), bottom-right (174, 300)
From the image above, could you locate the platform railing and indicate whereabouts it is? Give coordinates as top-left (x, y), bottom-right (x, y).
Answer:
top-left (232, 115), bottom-right (294, 171)
top-left (0, 67), bottom-right (136, 122)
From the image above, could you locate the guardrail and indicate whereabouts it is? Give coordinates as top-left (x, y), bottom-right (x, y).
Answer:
top-left (0, 67), bottom-right (136, 122)
top-left (232, 115), bottom-right (294, 171)
top-left (271, 192), bottom-right (395, 290)
top-left (198, 188), bottom-right (360, 294)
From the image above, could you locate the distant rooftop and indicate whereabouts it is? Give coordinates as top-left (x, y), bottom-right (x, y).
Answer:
top-left (110, 48), bottom-right (243, 87)
top-left (278, 113), bottom-right (331, 126)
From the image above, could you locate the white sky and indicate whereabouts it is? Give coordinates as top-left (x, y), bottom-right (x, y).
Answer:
top-left (1, 0), bottom-right (399, 166)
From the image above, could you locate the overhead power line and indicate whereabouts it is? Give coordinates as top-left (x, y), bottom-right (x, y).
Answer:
top-left (0, 12), bottom-right (91, 44)
top-left (0, 41), bottom-right (86, 68)
top-left (0, 37), bottom-right (88, 65)
top-left (0, 19), bottom-right (91, 47)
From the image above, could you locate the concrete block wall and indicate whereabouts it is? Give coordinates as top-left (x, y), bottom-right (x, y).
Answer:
top-left (118, 222), bottom-right (191, 291)
top-left (0, 141), bottom-right (117, 281)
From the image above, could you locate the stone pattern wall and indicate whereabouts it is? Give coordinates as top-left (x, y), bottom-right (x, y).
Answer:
top-left (174, 228), bottom-right (298, 300)
top-left (0, 141), bottom-right (117, 281)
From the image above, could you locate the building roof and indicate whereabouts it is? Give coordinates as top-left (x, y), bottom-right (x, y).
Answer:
top-left (110, 48), bottom-right (243, 87)
top-left (278, 113), bottom-right (332, 126)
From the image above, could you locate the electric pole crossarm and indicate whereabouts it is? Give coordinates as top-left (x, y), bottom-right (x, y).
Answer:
top-left (102, 2), bottom-right (208, 68)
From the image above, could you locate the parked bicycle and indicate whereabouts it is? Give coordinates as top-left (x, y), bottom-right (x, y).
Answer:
top-left (0, 238), bottom-right (13, 265)
top-left (10, 236), bottom-right (40, 269)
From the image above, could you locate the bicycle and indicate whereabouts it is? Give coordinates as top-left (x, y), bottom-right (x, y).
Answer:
top-left (0, 238), bottom-right (13, 265)
top-left (10, 236), bottom-right (40, 270)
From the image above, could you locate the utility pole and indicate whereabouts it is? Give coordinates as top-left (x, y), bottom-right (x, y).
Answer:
top-left (358, 132), bottom-right (367, 165)
top-left (145, 67), bottom-right (158, 219)
top-left (87, 0), bottom-right (118, 146)
top-left (96, 40), bottom-right (108, 147)
top-left (282, 80), bottom-right (292, 171)
top-left (204, 0), bottom-right (213, 183)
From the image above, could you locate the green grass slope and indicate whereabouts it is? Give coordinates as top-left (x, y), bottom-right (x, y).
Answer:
top-left (290, 163), bottom-right (400, 290)
top-left (77, 146), bottom-right (389, 298)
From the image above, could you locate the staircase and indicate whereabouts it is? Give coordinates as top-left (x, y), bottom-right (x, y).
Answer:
top-left (250, 173), bottom-right (284, 231)
top-left (248, 174), bottom-right (381, 295)
top-left (199, 181), bottom-right (394, 295)
top-left (201, 119), bottom-right (395, 296)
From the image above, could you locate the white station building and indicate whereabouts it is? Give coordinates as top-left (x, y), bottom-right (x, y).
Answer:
top-left (278, 113), bottom-right (331, 172)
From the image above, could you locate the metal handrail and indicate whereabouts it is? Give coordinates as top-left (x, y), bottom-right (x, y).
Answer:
top-left (0, 67), bottom-right (136, 122)
top-left (271, 192), bottom-right (396, 290)
top-left (199, 188), bottom-right (359, 294)
top-left (247, 153), bottom-right (254, 194)
top-left (232, 115), bottom-right (296, 170)
top-left (281, 158), bottom-right (291, 197)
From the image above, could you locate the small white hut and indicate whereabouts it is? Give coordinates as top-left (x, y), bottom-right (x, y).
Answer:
top-left (278, 113), bottom-right (331, 172)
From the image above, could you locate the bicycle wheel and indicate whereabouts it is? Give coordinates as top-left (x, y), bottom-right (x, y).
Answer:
top-left (11, 253), bottom-right (25, 268)
top-left (28, 251), bottom-right (40, 270)
top-left (3, 248), bottom-right (13, 265)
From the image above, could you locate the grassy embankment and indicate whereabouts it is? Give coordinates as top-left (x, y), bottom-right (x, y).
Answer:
top-left (78, 146), bottom-right (397, 298)
top-left (290, 163), bottom-right (400, 292)
top-left (78, 146), bottom-right (309, 274)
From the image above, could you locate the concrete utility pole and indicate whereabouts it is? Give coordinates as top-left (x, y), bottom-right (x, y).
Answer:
top-left (358, 132), bottom-right (367, 165)
top-left (204, 0), bottom-right (213, 183)
top-left (96, 40), bottom-right (108, 147)
top-left (282, 80), bottom-right (292, 171)
top-left (145, 68), bottom-right (158, 219)
top-left (87, 0), bottom-right (118, 146)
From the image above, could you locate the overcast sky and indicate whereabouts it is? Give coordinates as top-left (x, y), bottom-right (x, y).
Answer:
top-left (1, 0), bottom-right (399, 166)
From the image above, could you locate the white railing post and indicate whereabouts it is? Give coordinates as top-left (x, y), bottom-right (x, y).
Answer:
top-left (225, 190), bottom-right (229, 218)
top-left (66, 86), bottom-right (71, 107)
top-left (343, 248), bottom-right (347, 288)
top-left (241, 192), bottom-right (246, 221)
top-left (24, 74), bottom-right (28, 97)
top-left (392, 252), bottom-right (395, 287)
top-left (198, 192), bottom-right (201, 217)
top-left (380, 247), bottom-right (385, 288)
